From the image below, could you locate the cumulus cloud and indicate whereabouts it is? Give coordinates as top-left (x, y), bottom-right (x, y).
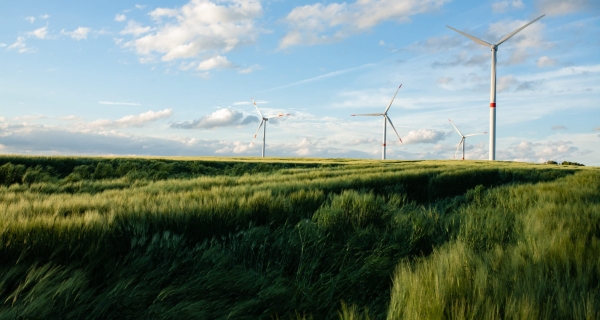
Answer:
top-left (0, 125), bottom-right (223, 156)
top-left (120, 20), bottom-right (153, 36)
top-left (170, 108), bottom-right (258, 129)
top-left (27, 26), bottom-right (48, 39)
top-left (535, 0), bottom-right (598, 16)
top-left (403, 129), bottom-right (447, 144)
top-left (40, 14), bottom-right (50, 19)
top-left (7, 37), bottom-right (36, 53)
top-left (349, 138), bottom-right (378, 145)
top-left (504, 140), bottom-right (581, 162)
top-left (123, 0), bottom-right (263, 66)
top-left (280, 0), bottom-right (449, 49)
top-left (87, 109), bottom-right (173, 129)
top-left (515, 80), bottom-right (543, 91)
top-left (497, 75), bottom-right (518, 92)
top-left (238, 64), bottom-right (261, 74)
top-left (537, 56), bottom-right (557, 67)
top-left (436, 77), bottom-right (453, 85)
top-left (25, 16), bottom-right (36, 23)
top-left (61, 27), bottom-right (91, 40)
top-left (115, 14), bottom-right (127, 22)
top-left (197, 55), bottom-right (234, 71)
top-left (492, 0), bottom-right (524, 13)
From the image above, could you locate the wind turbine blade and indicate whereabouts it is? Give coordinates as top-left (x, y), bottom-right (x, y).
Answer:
top-left (386, 116), bottom-right (403, 143)
top-left (496, 14), bottom-right (545, 46)
top-left (446, 25), bottom-right (491, 47)
top-left (464, 132), bottom-right (488, 137)
top-left (384, 84), bottom-right (402, 114)
top-left (251, 98), bottom-right (264, 118)
top-left (250, 120), bottom-right (264, 146)
top-left (351, 113), bottom-right (384, 116)
top-left (453, 138), bottom-right (463, 159)
top-left (448, 119), bottom-right (464, 137)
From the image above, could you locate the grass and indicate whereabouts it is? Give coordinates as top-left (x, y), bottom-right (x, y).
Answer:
top-left (0, 155), bottom-right (598, 319)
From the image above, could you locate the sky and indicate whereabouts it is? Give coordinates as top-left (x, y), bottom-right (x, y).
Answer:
top-left (1, 0), bottom-right (599, 164)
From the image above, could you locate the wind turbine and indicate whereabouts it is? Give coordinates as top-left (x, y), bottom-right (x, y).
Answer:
top-left (351, 84), bottom-right (403, 160)
top-left (250, 98), bottom-right (289, 157)
top-left (446, 14), bottom-right (545, 161)
top-left (448, 119), bottom-right (487, 160)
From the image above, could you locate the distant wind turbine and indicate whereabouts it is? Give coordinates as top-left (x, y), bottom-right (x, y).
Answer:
top-left (250, 98), bottom-right (289, 157)
top-left (351, 84), bottom-right (403, 160)
top-left (447, 14), bottom-right (545, 161)
top-left (449, 119), bottom-right (487, 160)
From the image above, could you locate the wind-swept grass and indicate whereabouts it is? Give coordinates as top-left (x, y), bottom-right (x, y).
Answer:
top-left (0, 155), bottom-right (597, 319)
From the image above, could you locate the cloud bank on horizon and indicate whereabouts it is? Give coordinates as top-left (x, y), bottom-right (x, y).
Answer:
top-left (0, 0), bottom-right (599, 165)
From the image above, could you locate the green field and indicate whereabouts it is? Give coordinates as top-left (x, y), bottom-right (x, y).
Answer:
top-left (0, 156), bottom-right (598, 319)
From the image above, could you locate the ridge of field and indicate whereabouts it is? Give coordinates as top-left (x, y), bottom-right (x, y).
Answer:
top-left (0, 156), bottom-right (598, 319)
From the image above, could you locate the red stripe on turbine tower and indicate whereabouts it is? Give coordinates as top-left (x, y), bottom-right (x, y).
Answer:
top-left (383, 144), bottom-right (386, 146)
top-left (490, 103), bottom-right (496, 108)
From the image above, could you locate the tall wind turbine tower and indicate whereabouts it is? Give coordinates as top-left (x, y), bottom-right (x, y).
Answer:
top-left (447, 14), bottom-right (545, 160)
top-left (250, 98), bottom-right (289, 157)
top-left (351, 84), bottom-right (403, 160)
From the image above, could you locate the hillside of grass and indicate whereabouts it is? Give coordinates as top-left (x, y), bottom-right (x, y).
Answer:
top-left (0, 156), bottom-right (598, 319)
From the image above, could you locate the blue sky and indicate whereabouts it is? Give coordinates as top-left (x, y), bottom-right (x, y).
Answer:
top-left (1, 0), bottom-right (599, 164)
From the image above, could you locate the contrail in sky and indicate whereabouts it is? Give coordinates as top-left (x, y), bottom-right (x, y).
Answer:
top-left (264, 63), bottom-right (376, 92)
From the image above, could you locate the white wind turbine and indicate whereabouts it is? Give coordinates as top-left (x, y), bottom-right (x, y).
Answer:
top-left (250, 98), bottom-right (289, 157)
top-left (446, 14), bottom-right (545, 161)
top-left (448, 119), bottom-right (487, 160)
top-left (351, 84), bottom-right (403, 160)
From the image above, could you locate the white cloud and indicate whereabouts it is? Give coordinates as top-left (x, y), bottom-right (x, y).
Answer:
top-left (537, 56), bottom-right (557, 67)
top-left (126, 0), bottom-right (263, 65)
top-left (27, 26), bottom-right (48, 39)
top-left (280, 0), bottom-right (449, 48)
top-left (497, 75), bottom-right (518, 92)
top-left (120, 20), bottom-right (153, 36)
top-left (197, 55), bottom-right (234, 71)
top-left (492, 0), bottom-right (524, 13)
top-left (170, 108), bottom-right (258, 129)
top-left (0, 123), bottom-right (226, 156)
top-left (62, 27), bottom-right (91, 40)
top-left (115, 14), bottom-right (127, 22)
top-left (0, 43), bottom-right (6, 47)
top-left (403, 129), bottom-right (447, 144)
top-left (239, 64), bottom-right (261, 74)
top-left (7, 37), bottom-right (36, 53)
top-left (13, 114), bottom-right (47, 121)
top-left (25, 16), bottom-right (35, 23)
top-left (88, 108), bottom-right (173, 129)
top-left (40, 14), bottom-right (50, 19)
top-left (436, 77), bottom-right (453, 85)
top-left (98, 101), bottom-right (142, 106)
top-left (135, 4), bottom-right (146, 9)
top-left (535, 0), bottom-right (597, 16)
